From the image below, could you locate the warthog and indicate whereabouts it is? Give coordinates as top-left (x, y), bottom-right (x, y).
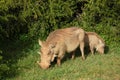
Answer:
top-left (84, 32), bottom-right (105, 54)
top-left (37, 27), bottom-right (85, 69)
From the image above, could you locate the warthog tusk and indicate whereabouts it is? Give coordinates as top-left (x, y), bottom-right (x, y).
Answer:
top-left (51, 54), bottom-right (57, 62)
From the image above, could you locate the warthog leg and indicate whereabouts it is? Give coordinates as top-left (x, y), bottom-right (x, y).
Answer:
top-left (57, 57), bottom-right (61, 66)
top-left (90, 43), bottom-right (94, 55)
top-left (80, 41), bottom-right (85, 60)
top-left (71, 51), bottom-right (75, 59)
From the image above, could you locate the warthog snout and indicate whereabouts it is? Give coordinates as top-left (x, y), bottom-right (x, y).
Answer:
top-left (37, 61), bottom-right (50, 69)
top-left (98, 49), bottom-right (104, 54)
top-left (97, 46), bottom-right (104, 54)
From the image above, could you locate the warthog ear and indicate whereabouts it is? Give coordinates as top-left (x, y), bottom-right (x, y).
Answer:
top-left (37, 51), bottom-right (41, 55)
top-left (99, 40), bottom-right (102, 44)
top-left (38, 39), bottom-right (43, 46)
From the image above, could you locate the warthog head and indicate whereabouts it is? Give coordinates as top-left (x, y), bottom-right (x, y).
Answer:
top-left (96, 40), bottom-right (105, 54)
top-left (38, 40), bottom-right (56, 69)
top-left (97, 46), bottom-right (104, 54)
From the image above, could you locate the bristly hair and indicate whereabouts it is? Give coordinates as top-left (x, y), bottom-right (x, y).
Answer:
top-left (85, 32), bottom-right (105, 44)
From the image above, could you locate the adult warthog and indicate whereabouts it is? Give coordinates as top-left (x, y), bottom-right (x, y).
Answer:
top-left (37, 27), bottom-right (85, 69)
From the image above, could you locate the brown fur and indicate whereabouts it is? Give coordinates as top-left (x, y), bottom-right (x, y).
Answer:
top-left (85, 32), bottom-right (105, 54)
top-left (37, 27), bottom-right (85, 69)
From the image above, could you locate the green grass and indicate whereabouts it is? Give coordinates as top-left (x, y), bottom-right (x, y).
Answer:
top-left (3, 42), bottom-right (120, 80)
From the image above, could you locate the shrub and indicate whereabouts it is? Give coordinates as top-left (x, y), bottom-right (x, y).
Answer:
top-left (0, 50), bottom-right (9, 79)
top-left (79, 0), bottom-right (120, 44)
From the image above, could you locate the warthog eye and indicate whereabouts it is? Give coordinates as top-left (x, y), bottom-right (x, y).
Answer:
top-left (48, 50), bottom-right (53, 55)
top-left (48, 51), bottom-right (51, 55)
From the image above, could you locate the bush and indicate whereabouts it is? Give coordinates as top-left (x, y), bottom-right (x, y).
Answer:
top-left (0, 50), bottom-right (9, 79)
top-left (79, 0), bottom-right (120, 44)
top-left (0, 0), bottom-right (119, 43)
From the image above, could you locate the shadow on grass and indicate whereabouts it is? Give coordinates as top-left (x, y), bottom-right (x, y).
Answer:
top-left (104, 45), bottom-right (109, 54)
top-left (0, 38), bottom-right (37, 79)
top-left (50, 45), bottom-right (109, 68)
top-left (50, 47), bottom-right (91, 68)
